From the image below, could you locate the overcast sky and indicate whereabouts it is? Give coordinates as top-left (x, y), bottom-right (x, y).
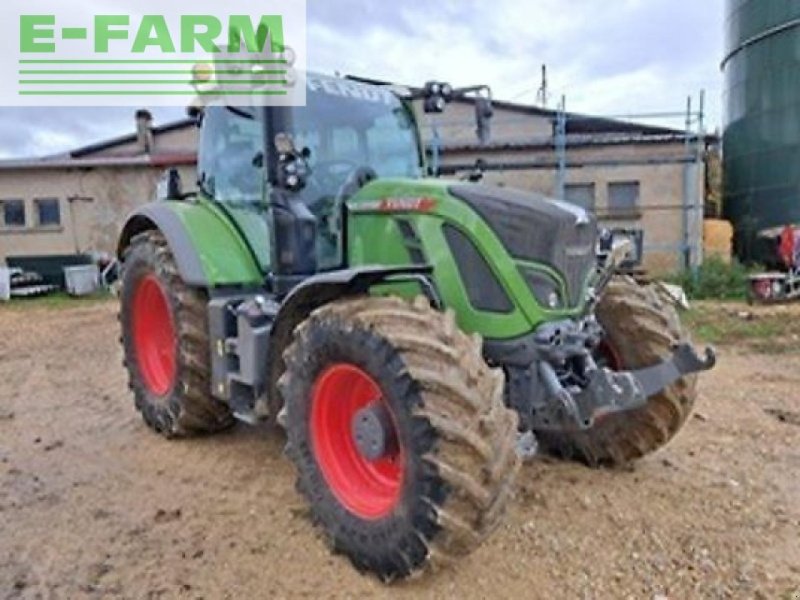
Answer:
top-left (0, 0), bottom-right (726, 159)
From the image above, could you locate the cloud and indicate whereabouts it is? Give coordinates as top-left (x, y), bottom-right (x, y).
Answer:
top-left (0, 107), bottom-right (184, 159)
top-left (308, 0), bottom-right (725, 130)
top-left (0, 0), bottom-right (725, 158)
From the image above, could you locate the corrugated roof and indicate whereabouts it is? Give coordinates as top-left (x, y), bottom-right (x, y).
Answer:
top-left (436, 132), bottom-right (718, 153)
top-left (444, 96), bottom-right (685, 137)
top-left (0, 152), bottom-right (196, 171)
top-left (346, 73), bottom-right (688, 137)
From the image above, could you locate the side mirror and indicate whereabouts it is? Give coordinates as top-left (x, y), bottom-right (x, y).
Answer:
top-left (156, 168), bottom-right (183, 201)
top-left (607, 239), bottom-right (635, 269)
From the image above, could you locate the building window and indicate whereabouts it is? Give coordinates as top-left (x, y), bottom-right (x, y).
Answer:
top-left (1, 199), bottom-right (25, 228)
top-left (34, 198), bottom-right (61, 227)
top-left (607, 182), bottom-right (640, 218)
top-left (564, 183), bottom-right (596, 212)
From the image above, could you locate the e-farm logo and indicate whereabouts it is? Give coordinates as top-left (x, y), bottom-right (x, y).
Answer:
top-left (19, 15), bottom-right (287, 55)
top-left (4, 0), bottom-right (306, 106)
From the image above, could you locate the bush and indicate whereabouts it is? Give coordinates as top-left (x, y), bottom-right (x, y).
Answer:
top-left (665, 256), bottom-right (753, 301)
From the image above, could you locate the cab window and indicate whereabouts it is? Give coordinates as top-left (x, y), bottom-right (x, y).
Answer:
top-left (198, 106), bottom-right (265, 206)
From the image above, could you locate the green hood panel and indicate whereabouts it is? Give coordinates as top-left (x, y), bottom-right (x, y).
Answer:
top-left (346, 178), bottom-right (586, 340)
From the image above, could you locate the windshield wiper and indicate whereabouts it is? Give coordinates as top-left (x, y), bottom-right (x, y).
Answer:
top-left (225, 106), bottom-right (256, 120)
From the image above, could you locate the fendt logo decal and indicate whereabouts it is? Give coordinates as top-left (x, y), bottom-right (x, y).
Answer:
top-left (1, 0), bottom-right (307, 106)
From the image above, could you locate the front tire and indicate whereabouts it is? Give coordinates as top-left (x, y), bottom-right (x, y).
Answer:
top-left (536, 276), bottom-right (698, 467)
top-left (119, 230), bottom-right (233, 437)
top-left (280, 296), bottom-right (520, 581)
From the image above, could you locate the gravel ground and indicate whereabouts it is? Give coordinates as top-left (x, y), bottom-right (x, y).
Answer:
top-left (0, 300), bottom-right (798, 599)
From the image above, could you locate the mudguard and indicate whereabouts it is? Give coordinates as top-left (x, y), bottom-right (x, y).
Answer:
top-left (277, 264), bottom-right (435, 321)
top-left (117, 202), bottom-right (263, 288)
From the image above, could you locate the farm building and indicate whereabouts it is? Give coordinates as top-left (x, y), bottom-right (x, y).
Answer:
top-left (0, 111), bottom-right (196, 264)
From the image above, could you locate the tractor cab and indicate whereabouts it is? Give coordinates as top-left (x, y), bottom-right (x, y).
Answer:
top-left (193, 74), bottom-right (427, 276)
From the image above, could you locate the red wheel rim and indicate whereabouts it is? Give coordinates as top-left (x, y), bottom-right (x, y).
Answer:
top-left (310, 364), bottom-right (404, 520)
top-left (132, 274), bottom-right (176, 396)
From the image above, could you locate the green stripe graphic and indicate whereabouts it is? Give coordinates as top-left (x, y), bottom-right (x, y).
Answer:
top-left (19, 80), bottom-right (288, 85)
top-left (19, 70), bottom-right (286, 75)
top-left (19, 59), bottom-right (288, 64)
top-left (16, 57), bottom-right (293, 99)
top-left (19, 90), bottom-right (289, 96)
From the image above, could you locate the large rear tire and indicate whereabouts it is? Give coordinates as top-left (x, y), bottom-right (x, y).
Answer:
top-left (280, 296), bottom-right (520, 581)
top-left (119, 230), bottom-right (234, 437)
top-left (535, 276), bottom-right (697, 467)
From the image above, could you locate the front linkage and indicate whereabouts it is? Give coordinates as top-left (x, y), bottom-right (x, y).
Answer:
top-left (490, 244), bottom-right (716, 435)
top-left (495, 315), bottom-right (715, 434)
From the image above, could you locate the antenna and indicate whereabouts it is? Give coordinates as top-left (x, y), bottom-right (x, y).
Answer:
top-left (537, 64), bottom-right (548, 108)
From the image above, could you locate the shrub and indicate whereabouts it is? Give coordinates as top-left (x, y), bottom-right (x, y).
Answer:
top-left (665, 256), bottom-right (753, 301)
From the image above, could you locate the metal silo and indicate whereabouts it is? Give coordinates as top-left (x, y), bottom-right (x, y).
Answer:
top-left (723, 0), bottom-right (800, 260)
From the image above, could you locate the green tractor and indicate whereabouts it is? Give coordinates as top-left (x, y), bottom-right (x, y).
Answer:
top-left (117, 73), bottom-right (715, 581)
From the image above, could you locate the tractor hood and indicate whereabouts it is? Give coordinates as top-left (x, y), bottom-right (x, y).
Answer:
top-left (448, 184), bottom-right (598, 306)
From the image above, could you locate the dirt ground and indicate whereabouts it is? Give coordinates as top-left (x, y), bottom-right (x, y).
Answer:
top-left (1, 299), bottom-right (799, 599)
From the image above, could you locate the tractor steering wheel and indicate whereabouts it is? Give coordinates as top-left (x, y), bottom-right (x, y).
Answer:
top-left (307, 164), bottom-right (377, 265)
top-left (307, 161), bottom-right (376, 220)
top-left (328, 166), bottom-right (378, 231)
top-left (310, 166), bottom-right (378, 240)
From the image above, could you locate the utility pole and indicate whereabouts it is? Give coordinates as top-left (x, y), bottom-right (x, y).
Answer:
top-left (681, 92), bottom-right (707, 273)
top-left (693, 89), bottom-right (706, 271)
top-left (698, 89), bottom-right (705, 135)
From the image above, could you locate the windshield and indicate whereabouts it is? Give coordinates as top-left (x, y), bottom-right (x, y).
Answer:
top-left (293, 77), bottom-right (422, 188)
top-left (198, 80), bottom-right (421, 205)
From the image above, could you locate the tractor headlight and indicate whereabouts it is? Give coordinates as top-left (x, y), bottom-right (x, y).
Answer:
top-left (520, 268), bottom-right (563, 310)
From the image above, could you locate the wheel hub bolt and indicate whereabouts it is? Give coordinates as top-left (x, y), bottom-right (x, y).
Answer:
top-left (351, 402), bottom-right (395, 461)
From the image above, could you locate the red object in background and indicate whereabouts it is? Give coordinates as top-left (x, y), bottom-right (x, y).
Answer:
top-left (779, 225), bottom-right (800, 269)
